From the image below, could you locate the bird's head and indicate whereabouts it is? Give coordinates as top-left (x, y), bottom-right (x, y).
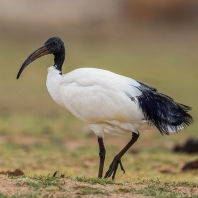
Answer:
top-left (44, 37), bottom-right (64, 54)
top-left (17, 37), bottom-right (65, 79)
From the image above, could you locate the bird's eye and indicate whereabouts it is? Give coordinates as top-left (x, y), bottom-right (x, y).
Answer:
top-left (52, 42), bottom-right (56, 46)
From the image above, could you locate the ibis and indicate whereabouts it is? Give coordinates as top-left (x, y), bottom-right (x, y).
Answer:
top-left (17, 37), bottom-right (193, 180)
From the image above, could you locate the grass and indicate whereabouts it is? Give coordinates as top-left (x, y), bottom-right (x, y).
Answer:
top-left (135, 179), bottom-right (197, 197)
top-left (24, 175), bottom-right (64, 190)
top-left (73, 185), bottom-right (107, 195)
top-left (69, 176), bottom-right (119, 185)
top-left (1, 175), bottom-right (197, 197)
top-left (0, 25), bottom-right (198, 197)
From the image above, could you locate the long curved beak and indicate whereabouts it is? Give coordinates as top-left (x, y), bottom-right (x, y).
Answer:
top-left (16, 45), bottom-right (50, 79)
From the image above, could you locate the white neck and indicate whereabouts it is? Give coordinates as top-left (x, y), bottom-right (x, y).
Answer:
top-left (46, 66), bottom-right (64, 107)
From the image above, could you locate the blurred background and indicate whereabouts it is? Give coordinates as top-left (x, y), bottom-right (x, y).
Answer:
top-left (0, 0), bottom-right (197, 181)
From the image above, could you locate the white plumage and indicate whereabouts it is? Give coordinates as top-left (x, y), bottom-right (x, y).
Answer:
top-left (17, 37), bottom-right (193, 180)
top-left (47, 67), bottom-right (147, 137)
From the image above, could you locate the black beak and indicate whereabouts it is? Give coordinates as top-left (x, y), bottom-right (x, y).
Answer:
top-left (16, 45), bottom-right (50, 79)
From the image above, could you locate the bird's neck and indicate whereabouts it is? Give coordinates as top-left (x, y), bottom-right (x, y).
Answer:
top-left (54, 46), bottom-right (65, 73)
top-left (46, 67), bottom-right (64, 107)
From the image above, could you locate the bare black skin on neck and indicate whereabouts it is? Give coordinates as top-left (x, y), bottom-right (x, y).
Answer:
top-left (46, 37), bottom-right (65, 73)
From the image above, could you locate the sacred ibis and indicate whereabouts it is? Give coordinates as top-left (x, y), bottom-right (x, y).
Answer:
top-left (17, 37), bottom-right (193, 180)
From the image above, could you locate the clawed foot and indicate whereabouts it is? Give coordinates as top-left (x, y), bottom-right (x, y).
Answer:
top-left (104, 157), bottom-right (125, 180)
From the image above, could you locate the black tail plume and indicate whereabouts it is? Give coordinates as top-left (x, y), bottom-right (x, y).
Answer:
top-left (135, 82), bottom-right (193, 135)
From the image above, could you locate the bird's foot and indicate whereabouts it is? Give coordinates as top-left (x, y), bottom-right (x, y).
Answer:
top-left (104, 157), bottom-right (125, 180)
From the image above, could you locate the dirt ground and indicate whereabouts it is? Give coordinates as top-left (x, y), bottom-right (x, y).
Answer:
top-left (0, 175), bottom-right (198, 198)
top-left (0, 176), bottom-right (147, 198)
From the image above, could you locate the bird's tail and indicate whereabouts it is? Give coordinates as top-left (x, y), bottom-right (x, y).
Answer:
top-left (136, 87), bottom-right (193, 135)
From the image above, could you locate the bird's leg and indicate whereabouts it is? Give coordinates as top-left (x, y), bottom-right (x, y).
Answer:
top-left (104, 132), bottom-right (139, 180)
top-left (97, 137), bottom-right (106, 178)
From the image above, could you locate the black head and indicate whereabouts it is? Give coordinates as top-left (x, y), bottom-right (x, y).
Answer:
top-left (16, 37), bottom-right (65, 79)
top-left (44, 37), bottom-right (64, 54)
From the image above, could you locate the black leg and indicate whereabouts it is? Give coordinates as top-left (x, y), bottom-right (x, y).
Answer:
top-left (104, 132), bottom-right (139, 180)
top-left (98, 137), bottom-right (106, 178)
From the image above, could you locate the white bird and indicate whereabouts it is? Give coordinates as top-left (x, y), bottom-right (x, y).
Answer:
top-left (17, 37), bottom-right (193, 180)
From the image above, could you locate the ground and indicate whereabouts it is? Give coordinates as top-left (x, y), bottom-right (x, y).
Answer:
top-left (0, 174), bottom-right (198, 197)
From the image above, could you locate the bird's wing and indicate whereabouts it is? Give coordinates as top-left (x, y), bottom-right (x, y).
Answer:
top-left (60, 68), bottom-right (145, 124)
top-left (136, 80), bottom-right (157, 92)
top-left (60, 68), bottom-right (193, 135)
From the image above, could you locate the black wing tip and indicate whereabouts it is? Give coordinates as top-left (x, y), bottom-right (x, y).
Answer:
top-left (135, 84), bottom-right (193, 136)
top-left (146, 105), bottom-right (193, 136)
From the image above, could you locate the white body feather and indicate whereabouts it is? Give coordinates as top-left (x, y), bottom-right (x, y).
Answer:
top-left (46, 66), bottom-right (153, 138)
